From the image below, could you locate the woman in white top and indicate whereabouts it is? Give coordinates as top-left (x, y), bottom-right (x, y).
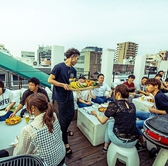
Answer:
top-left (13, 93), bottom-right (66, 166)
top-left (77, 90), bottom-right (92, 108)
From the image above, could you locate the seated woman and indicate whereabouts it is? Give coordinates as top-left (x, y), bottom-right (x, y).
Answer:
top-left (77, 90), bottom-right (92, 108)
top-left (91, 84), bottom-right (138, 151)
top-left (13, 93), bottom-right (66, 166)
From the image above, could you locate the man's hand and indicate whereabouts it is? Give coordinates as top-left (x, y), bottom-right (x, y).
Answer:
top-left (10, 112), bottom-right (16, 118)
top-left (106, 94), bottom-right (111, 98)
top-left (86, 101), bottom-right (91, 105)
top-left (63, 83), bottom-right (70, 90)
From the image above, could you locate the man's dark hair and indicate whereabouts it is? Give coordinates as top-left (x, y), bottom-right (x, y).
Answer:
top-left (28, 77), bottom-right (40, 86)
top-left (128, 74), bottom-right (135, 79)
top-left (97, 73), bottom-right (104, 79)
top-left (145, 78), bottom-right (161, 89)
top-left (158, 70), bottom-right (164, 74)
top-left (65, 48), bottom-right (80, 58)
top-left (142, 76), bottom-right (148, 80)
top-left (78, 76), bottom-right (86, 80)
top-left (165, 78), bottom-right (168, 82)
top-left (155, 73), bottom-right (162, 78)
top-left (0, 80), bottom-right (4, 88)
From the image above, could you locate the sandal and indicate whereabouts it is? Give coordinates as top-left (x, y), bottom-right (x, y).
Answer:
top-left (67, 131), bottom-right (74, 136)
top-left (66, 147), bottom-right (73, 157)
top-left (103, 147), bottom-right (108, 152)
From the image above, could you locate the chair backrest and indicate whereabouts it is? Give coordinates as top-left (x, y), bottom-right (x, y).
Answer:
top-left (0, 154), bottom-right (48, 166)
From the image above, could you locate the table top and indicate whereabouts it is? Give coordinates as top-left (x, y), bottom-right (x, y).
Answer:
top-left (0, 118), bottom-right (28, 150)
top-left (132, 97), bottom-right (154, 108)
top-left (78, 106), bottom-right (105, 125)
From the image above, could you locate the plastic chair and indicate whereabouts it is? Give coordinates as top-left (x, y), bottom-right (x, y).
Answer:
top-left (107, 143), bottom-right (140, 166)
top-left (0, 154), bottom-right (48, 166)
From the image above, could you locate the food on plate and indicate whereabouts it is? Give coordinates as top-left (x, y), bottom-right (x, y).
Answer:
top-left (98, 107), bottom-right (107, 112)
top-left (5, 116), bottom-right (21, 125)
top-left (69, 80), bottom-right (98, 90)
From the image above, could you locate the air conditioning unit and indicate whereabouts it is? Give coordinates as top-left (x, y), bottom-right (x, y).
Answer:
top-left (33, 61), bottom-right (38, 66)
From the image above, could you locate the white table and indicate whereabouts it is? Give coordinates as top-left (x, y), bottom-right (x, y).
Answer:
top-left (77, 106), bottom-right (113, 146)
top-left (132, 98), bottom-right (154, 112)
top-left (0, 118), bottom-right (27, 156)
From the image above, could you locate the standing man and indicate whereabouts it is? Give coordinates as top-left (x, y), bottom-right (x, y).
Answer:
top-left (0, 80), bottom-right (16, 121)
top-left (48, 48), bottom-right (80, 157)
top-left (10, 77), bottom-right (49, 118)
top-left (91, 73), bottom-right (113, 104)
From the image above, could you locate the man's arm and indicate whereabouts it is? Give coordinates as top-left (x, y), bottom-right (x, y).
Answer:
top-left (149, 107), bottom-right (167, 114)
top-left (90, 90), bottom-right (96, 99)
top-left (137, 89), bottom-right (149, 96)
top-left (10, 104), bottom-right (23, 117)
top-left (5, 102), bottom-right (16, 112)
top-left (48, 74), bottom-right (69, 90)
top-left (106, 89), bottom-right (113, 98)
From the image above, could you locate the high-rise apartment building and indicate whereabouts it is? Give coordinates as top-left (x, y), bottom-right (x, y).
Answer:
top-left (115, 42), bottom-right (138, 64)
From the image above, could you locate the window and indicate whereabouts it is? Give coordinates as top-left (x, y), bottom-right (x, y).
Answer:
top-left (0, 74), bottom-right (5, 81)
top-left (11, 75), bottom-right (28, 86)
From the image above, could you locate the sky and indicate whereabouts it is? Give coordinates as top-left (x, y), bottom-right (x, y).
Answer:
top-left (1, 0), bottom-right (168, 57)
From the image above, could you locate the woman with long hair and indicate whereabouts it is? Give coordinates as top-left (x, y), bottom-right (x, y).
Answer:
top-left (13, 93), bottom-right (65, 166)
top-left (91, 84), bottom-right (138, 151)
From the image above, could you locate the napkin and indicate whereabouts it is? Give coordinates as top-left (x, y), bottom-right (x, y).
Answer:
top-left (10, 136), bottom-right (19, 146)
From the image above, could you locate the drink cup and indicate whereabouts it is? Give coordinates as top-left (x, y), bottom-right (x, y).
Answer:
top-left (24, 113), bottom-right (30, 123)
top-left (141, 96), bottom-right (145, 101)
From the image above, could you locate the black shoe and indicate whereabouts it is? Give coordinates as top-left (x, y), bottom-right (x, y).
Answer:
top-left (136, 142), bottom-right (146, 152)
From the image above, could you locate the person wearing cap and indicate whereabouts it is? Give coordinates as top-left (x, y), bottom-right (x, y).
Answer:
top-left (10, 77), bottom-right (50, 118)
top-left (0, 80), bottom-right (16, 121)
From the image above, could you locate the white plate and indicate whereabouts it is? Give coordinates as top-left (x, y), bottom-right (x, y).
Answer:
top-left (101, 104), bottom-right (108, 108)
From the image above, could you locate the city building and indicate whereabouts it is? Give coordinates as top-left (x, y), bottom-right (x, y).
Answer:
top-left (75, 46), bottom-right (102, 79)
top-left (145, 50), bottom-right (168, 67)
top-left (37, 45), bottom-right (51, 67)
top-left (115, 41), bottom-right (138, 64)
top-left (0, 44), bottom-right (11, 56)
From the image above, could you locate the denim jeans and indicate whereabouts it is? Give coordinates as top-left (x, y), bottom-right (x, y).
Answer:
top-left (104, 121), bottom-right (137, 148)
top-left (0, 111), bottom-right (13, 121)
top-left (77, 102), bottom-right (92, 108)
top-left (136, 110), bottom-right (155, 135)
top-left (91, 96), bottom-right (114, 104)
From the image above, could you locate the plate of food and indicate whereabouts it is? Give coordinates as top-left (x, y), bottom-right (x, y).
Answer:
top-left (98, 107), bottom-right (107, 112)
top-left (69, 80), bottom-right (99, 91)
top-left (5, 116), bottom-right (21, 125)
